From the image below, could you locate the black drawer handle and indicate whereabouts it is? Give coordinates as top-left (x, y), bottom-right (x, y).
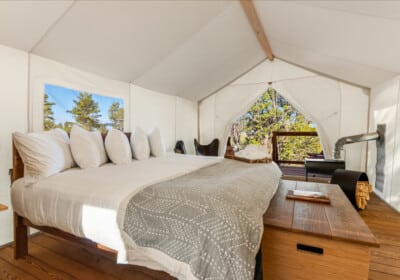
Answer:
top-left (297, 243), bottom-right (324, 255)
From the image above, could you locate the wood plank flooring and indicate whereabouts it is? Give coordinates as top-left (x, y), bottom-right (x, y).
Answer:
top-left (0, 233), bottom-right (171, 280)
top-left (360, 194), bottom-right (400, 280)
top-left (0, 193), bottom-right (398, 279)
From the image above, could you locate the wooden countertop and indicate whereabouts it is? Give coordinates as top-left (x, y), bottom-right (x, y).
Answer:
top-left (264, 180), bottom-right (379, 247)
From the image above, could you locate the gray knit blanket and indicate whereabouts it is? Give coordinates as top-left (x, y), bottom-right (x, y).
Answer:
top-left (120, 159), bottom-right (281, 280)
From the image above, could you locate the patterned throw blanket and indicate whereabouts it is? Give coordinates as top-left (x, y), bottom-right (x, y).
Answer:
top-left (120, 160), bottom-right (281, 280)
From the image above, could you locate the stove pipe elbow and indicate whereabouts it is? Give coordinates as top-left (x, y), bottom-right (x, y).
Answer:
top-left (333, 132), bottom-right (380, 159)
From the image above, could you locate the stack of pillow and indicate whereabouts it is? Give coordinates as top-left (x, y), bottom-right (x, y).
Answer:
top-left (13, 129), bottom-right (75, 178)
top-left (13, 125), bottom-right (166, 179)
top-left (103, 126), bottom-right (166, 163)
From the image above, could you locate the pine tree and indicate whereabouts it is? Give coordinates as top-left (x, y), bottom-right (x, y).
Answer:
top-left (43, 93), bottom-right (56, 131)
top-left (67, 92), bottom-right (101, 130)
top-left (108, 102), bottom-right (124, 131)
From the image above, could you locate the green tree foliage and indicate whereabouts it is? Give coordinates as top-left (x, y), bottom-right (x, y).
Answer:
top-left (231, 87), bottom-right (322, 162)
top-left (43, 93), bottom-right (56, 131)
top-left (108, 102), bottom-right (124, 131)
top-left (59, 122), bottom-right (74, 134)
top-left (67, 92), bottom-right (101, 131)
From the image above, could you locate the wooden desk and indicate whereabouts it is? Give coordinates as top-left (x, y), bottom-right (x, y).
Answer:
top-left (0, 204), bottom-right (8, 211)
top-left (262, 180), bottom-right (378, 280)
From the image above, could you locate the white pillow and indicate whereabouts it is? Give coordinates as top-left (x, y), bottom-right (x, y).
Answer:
top-left (49, 129), bottom-right (76, 168)
top-left (147, 127), bottom-right (166, 157)
top-left (13, 129), bottom-right (75, 178)
top-left (105, 128), bottom-right (132, 165)
top-left (70, 125), bottom-right (108, 168)
top-left (130, 127), bottom-right (150, 160)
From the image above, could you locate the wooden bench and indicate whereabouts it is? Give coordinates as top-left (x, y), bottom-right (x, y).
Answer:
top-left (262, 180), bottom-right (379, 280)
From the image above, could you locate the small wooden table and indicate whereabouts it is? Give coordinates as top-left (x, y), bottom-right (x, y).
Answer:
top-left (262, 180), bottom-right (379, 280)
top-left (0, 204), bottom-right (8, 211)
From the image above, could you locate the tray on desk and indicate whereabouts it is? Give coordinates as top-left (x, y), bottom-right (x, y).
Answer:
top-left (286, 189), bottom-right (330, 204)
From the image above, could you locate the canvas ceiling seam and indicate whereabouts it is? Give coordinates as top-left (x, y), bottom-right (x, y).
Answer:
top-left (295, 2), bottom-right (400, 22)
top-left (275, 56), bottom-right (373, 94)
top-left (130, 1), bottom-right (237, 91)
top-left (228, 74), bottom-right (318, 88)
top-left (270, 36), bottom-right (397, 87)
top-left (198, 57), bottom-right (268, 103)
top-left (272, 35), bottom-right (397, 76)
top-left (29, 1), bottom-right (76, 54)
top-left (199, 55), bottom-right (368, 105)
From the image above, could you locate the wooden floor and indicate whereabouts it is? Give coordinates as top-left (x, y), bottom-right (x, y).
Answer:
top-left (0, 194), bottom-right (398, 279)
top-left (359, 194), bottom-right (400, 280)
top-left (0, 234), bottom-right (171, 280)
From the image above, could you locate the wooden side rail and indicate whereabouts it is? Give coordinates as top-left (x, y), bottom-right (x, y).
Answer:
top-left (13, 212), bottom-right (117, 260)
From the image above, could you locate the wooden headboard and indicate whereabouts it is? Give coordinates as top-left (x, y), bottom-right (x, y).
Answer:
top-left (11, 132), bottom-right (133, 184)
top-left (11, 140), bottom-right (24, 183)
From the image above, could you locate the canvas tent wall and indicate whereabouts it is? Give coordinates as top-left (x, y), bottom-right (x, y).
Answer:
top-left (368, 75), bottom-right (400, 212)
top-left (0, 0), bottom-right (400, 238)
top-left (0, 44), bottom-right (199, 245)
top-left (199, 59), bottom-right (369, 171)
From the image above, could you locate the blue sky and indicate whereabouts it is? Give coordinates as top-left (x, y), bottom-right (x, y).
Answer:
top-left (45, 84), bottom-right (124, 125)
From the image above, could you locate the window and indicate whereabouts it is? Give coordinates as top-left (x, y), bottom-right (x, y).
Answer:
top-left (43, 84), bottom-right (124, 132)
top-left (230, 87), bottom-right (323, 162)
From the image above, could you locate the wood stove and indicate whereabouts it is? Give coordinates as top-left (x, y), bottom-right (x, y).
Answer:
top-left (305, 158), bottom-right (345, 181)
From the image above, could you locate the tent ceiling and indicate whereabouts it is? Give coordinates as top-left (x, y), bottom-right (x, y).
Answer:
top-left (255, 1), bottom-right (399, 89)
top-left (297, 1), bottom-right (400, 20)
top-left (33, 1), bottom-right (232, 85)
top-left (0, 1), bottom-right (73, 51)
top-left (133, 2), bottom-right (264, 101)
top-left (0, 1), bottom-right (399, 101)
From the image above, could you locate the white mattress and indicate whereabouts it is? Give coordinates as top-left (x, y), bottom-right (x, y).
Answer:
top-left (11, 154), bottom-right (223, 264)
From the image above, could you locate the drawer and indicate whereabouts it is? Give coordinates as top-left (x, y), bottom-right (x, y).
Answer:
top-left (262, 228), bottom-right (371, 280)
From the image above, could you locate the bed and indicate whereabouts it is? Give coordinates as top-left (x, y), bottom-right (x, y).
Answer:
top-left (10, 135), bottom-right (281, 280)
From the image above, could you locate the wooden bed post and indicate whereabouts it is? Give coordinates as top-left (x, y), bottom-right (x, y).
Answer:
top-left (14, 212), bottom-right (28, 259)
top-left (11, 137), bottom-right (28, 259)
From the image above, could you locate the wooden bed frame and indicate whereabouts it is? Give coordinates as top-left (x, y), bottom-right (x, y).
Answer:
top-left (11, 133), bottom-right (175, 280)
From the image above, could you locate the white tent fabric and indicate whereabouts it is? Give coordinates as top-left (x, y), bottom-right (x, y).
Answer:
top-left (272, 76), bottom-right (342, 158)
top-left (0, 1), bottom-right (373, 171)
top-left (200, 59), bottom-right (368, 170)
top-left (1, 1), bottom-right (399, 101)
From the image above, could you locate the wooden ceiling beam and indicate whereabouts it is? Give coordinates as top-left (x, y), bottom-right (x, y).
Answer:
top-left (240, 0), bottom-right (274, 61)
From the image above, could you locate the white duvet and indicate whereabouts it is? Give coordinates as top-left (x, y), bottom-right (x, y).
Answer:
top-left (11, 154), bottom-right (222, 265)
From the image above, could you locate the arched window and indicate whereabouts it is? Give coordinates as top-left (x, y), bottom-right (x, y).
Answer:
top-left (230, 87), bottom-right (323, 163)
